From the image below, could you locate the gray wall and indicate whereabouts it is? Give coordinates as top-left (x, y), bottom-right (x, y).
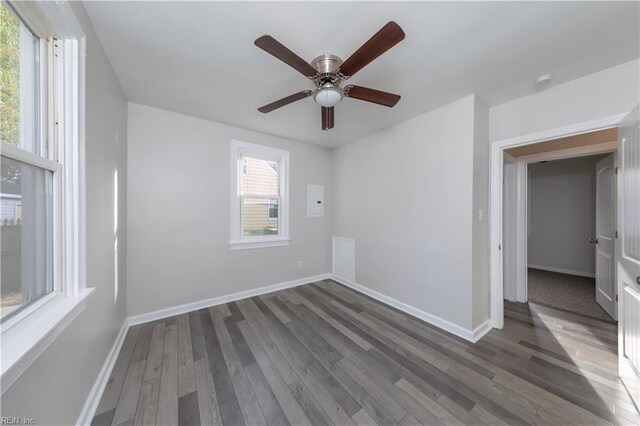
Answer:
top-left (528, 155), bottom-right (606, 276)
top-left (0, 3), bottom-right (128, 424)
top-left (471, 96), bottom-right (490, 328)
top-left (332, 95), bottom-right (485, 331)
top-left (126, 103), bottom-right (332, 317)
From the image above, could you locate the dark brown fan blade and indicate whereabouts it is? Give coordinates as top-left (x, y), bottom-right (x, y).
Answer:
top-left (255, 35), bottom-right (317, 77)
top-left (258, 91), bottom-right (311, 113)
top-left (321, 107), bottom-right (334, 130)
top-left (338, 22), bottom-right (405, 78)
top-left (345, 85), bottom-right (401, 107)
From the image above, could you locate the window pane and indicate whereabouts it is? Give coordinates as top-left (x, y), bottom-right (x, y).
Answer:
top-left (242, 197), bottom-right (278, 236)
top-left (240, 156), bottom-right (279, 196)
top-left (1, 3), bottom-right (41, 155)
top-left (1, 155), bottom-right (54, 322)
top-left (268, 198), bottom-right (278, 219)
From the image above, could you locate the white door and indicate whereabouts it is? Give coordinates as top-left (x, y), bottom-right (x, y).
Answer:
top-left (595, 154), bottom-right (616, 319)
top-left (618, 106), bottom-right (640, 409)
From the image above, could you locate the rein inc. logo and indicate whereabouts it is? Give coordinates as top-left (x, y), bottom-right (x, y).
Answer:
top-left (1, 418), bottom-right (35, 425)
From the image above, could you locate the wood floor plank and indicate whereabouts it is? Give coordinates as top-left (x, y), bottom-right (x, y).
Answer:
top-left (314, 288), bottom-right (532, 424)
top-left (271, 297), bottom-right (344, 367)
top-left (133, 376), bottom-right (161, 426)
top-left (188, 310), bottom-right (207, 362)
top-left (211, 307), bottom-right (266, 425)
top-left (328, 360), bottom-right (400, 425)
top-left (294, 289), bottom-right (372, 350)
top-left (399, 413), bottom-right (421, 426)
top-left (288, 380), bottom-right (334, 426)
top-left (95, 326), bottom-right (141, 416)
top-left (130, 323), bottom-right (154, 364)
top-left (133, 322), bottom-right (165, 426)
top-left (290, 293), bottom-right (453, 426)
top-left (260, 294), bottom-right (291, 324)
top-left (303, 286), bottom-right (447, 403)
top-left (111, 360), bottom-right (146, 425)
top-left (194, 358), bottom-right (223, 426)
top-left (237, 320), bottom-right (311, 426)
top-left (178, 314), bottom-right (197, 398)
top-left (178, 391), bottom-right (200, 426)
top-left (244, 363), bottom-right (290, 426)
top-left (90, 408), bottom-right (115, 426)
top-left (93, 283), bottom-right (638, 426)
top-left (243, 297), bottom-right (356, 425)
top-left (352, 408), bottom-right (378, 426)
top-left (394, 378), bottom-right (463, 425)
top-left (156, 319), bottom-right (179, 426)
top-left (253, 296), bottom-right (361, 417)
top-left (225, 318), bottom-right (257, 368)
top-left (199, 308), bottom-right (244, 426)
top-left (236, 299), bottom-right (301, 386)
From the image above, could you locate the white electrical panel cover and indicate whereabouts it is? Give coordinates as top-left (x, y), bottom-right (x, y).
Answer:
top-left (307, 184), bottom-right (324, 217)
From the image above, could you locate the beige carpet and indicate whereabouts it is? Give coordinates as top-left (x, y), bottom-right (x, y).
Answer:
top-left (527, 268), bottom-right (616, 323)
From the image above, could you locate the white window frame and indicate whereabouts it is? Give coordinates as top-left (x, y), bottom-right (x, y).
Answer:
top-left (230, 140), bottom-right (289, 250)
top-left (0, 1), bottom-right (90, 393)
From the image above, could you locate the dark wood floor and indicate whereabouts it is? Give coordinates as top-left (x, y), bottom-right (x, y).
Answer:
top-left (91, 280), bottom-right (639, 425)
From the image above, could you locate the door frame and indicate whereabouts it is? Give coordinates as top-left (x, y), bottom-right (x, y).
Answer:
top-left (489, 113), bottom-right (627, 328)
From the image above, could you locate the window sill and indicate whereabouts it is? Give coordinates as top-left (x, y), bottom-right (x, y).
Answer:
top-left (229, 238), bottom-right (290, 251)
top-left (0, 287), bottom-right (95, 394)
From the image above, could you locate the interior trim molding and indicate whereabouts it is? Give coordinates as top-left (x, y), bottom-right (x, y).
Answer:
top-left (331, 275), bottom-right (491, 343)
top-left (528, 264), bottom-right (596, 278)
top-left (127, 273), bottom-right (332, 326)
top-left (76, 320), bottom-right (129, 426)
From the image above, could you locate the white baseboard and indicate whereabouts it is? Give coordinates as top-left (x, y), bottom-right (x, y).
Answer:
top-left (528, 264), bottom-right (595, 278)
top-left (127, 273), bottom-right (331, 326)
top-left (471, 319), bottom-right (493, 342)
top-left (76, 320), bottom-right (129, 425)
top-left (330, 275), bottom-right (491, 343)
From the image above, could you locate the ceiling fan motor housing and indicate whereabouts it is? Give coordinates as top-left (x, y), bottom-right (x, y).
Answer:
top-left (312, 54), bottom-right (344, 85)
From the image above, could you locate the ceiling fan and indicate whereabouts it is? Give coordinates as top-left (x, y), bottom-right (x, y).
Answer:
top-left (255, 22), bottom-right (405, 130)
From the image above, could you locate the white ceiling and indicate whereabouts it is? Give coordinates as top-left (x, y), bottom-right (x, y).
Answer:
top-left (84, 1), bottom-right (639, 147)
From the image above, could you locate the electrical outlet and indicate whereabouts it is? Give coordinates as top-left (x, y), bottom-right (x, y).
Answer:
top-left (297, 261), bottom-right (304, 270)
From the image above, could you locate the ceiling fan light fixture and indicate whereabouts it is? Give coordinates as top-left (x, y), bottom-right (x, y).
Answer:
top-left (314, 84), bottom-right (343, 108)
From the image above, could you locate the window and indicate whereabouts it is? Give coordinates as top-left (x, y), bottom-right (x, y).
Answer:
top-left (1, 1), bottom-right (88, 389)
top-left (1, 3), bottom-right (55, 323)
top-left (230, 140), bottom-right (289, 250)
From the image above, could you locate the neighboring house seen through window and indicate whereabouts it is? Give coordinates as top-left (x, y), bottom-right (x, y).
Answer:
top-left (268, 198), bottom-right (278, 220)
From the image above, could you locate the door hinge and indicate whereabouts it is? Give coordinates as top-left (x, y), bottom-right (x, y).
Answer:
top-left (616, 294), bottom-right (618, 302)
top-left (615, 166), bottom-right (618, 175)
top-left (615, 230), bottom-right (618, 239)
top-left (498, 244), bottom-right (501, 250)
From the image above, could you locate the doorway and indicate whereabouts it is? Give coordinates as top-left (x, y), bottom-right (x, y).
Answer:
top-left (490, 121), bottom-right (623, 329)
top-left (523, 153), bottom-right (616, 322)
top-left (499, 129), bottom-right (618, 323)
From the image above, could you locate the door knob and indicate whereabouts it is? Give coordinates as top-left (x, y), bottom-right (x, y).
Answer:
top-left (589, 238), bottom-right (599, 244)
